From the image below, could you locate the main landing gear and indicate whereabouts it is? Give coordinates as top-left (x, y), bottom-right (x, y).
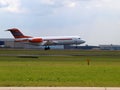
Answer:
top-left (44, 46), bottom-right (50, 50)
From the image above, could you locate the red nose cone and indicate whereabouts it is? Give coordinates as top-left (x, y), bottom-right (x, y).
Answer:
top-left (29, 38), bottom-right (43, 43)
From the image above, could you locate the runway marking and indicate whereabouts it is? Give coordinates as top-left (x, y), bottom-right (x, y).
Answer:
top-left (0, 87), bottom-right (120, 90)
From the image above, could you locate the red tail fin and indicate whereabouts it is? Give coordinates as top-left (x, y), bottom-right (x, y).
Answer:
top-left (7, 28), bottom-right (32, 38)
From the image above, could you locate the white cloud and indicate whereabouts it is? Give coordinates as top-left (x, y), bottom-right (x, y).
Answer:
top-left (39, 0), bottom-right (55, 5)
top-left (78, 0), bottom-right (120, 10)
top-left (0, 0), bottom-right (25, 13)
top-left (63, 1), bottom-right (77, 8)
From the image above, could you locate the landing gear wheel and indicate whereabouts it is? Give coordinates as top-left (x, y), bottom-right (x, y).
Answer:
top-left (44, 46), bottom-right (50, 50)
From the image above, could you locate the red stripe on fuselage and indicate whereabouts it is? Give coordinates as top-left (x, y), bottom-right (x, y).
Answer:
top-left (44, 38), bottom-right (73, 41)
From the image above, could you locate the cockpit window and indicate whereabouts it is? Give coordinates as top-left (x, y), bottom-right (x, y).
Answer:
top-left (78, 38), bottom-right (81, 39)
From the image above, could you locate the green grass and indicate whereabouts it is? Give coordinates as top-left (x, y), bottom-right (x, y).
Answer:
top-left (0, 49), bottom-right (120, 56)
top-left (0, 49), bottom-right (120, 86)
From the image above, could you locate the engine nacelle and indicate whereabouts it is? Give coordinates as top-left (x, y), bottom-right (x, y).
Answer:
top-left (29, 38), bottom-right (43, 43)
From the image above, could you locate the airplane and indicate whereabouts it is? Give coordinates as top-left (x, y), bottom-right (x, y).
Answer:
top-left (6, 28), bottom-right (85, 50)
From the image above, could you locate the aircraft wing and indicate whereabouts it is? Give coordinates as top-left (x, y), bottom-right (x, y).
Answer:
top-left (41, 40), bottom-right (59, 45)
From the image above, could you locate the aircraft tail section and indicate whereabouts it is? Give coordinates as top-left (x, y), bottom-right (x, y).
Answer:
top-left (6, 28), bottom-right (32, 38)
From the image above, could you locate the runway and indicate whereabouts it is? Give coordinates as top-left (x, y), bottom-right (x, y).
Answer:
top-left (0, 87), bottom-right (120, 90)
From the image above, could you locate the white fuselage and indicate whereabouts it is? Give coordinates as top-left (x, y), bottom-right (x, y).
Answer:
top-left (25, 36), bottom-right (85, 46)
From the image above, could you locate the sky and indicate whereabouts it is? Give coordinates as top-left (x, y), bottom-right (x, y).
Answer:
top-left (0, 0), bottom-right (120, 45)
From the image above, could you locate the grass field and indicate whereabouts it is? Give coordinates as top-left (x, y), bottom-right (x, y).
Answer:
top-left (0, 49), bottom-right (120, 86)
